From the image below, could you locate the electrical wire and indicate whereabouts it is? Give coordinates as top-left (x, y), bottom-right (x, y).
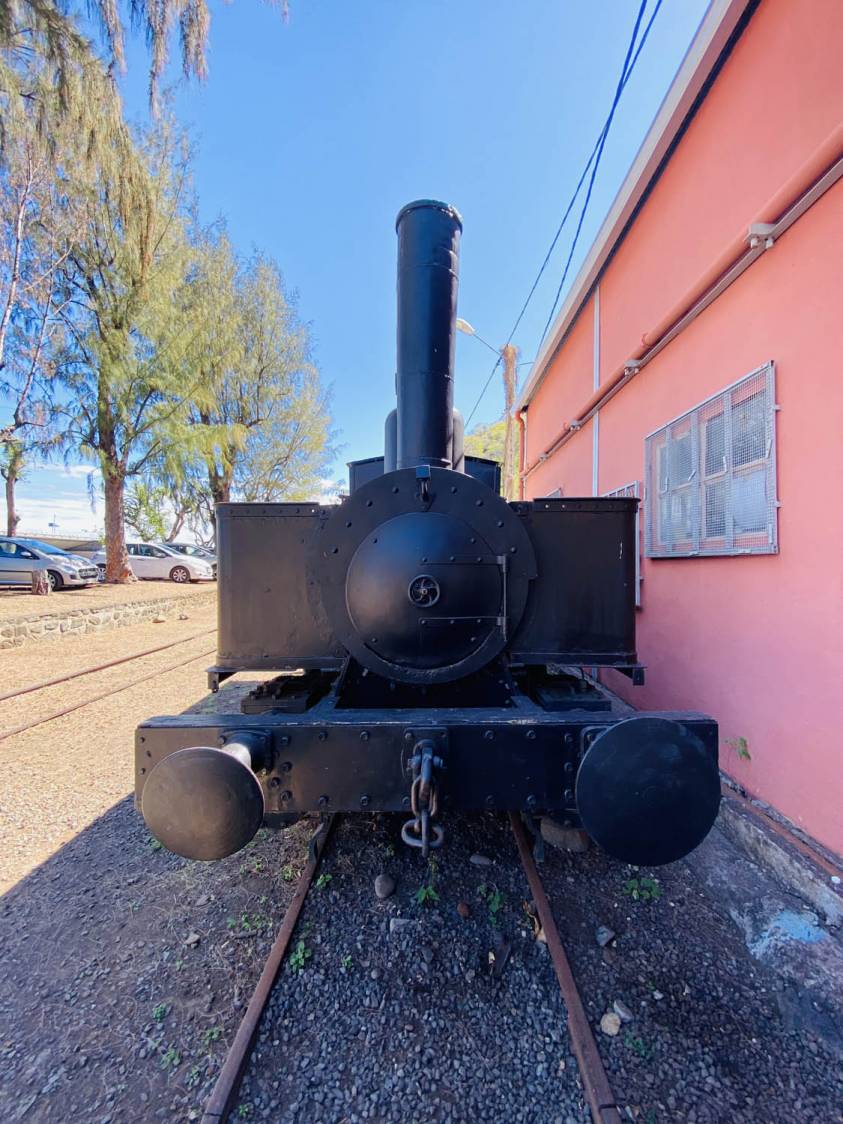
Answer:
top-left (536, 0), bottom-right (659, 347)
top-left (464, 0), bottom-right (661, 429)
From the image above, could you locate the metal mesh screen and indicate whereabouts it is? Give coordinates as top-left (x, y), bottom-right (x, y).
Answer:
top-left (645, 363), bottom-right (778, 557)
top-left (603, 480), bottom-right (642, 606)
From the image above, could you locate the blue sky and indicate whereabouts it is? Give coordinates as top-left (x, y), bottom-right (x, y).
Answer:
top-left (6, 0), bottom-right (709, 536)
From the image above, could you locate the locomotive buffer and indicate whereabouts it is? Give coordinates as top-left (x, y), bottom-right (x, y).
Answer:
top-left (137, 201), bottom-right (721, 865)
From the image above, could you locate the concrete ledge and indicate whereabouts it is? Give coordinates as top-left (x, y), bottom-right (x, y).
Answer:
top-left (0, 588), bottom-right (216, 650)
top-left (718, 792), bottom-right (843, 927)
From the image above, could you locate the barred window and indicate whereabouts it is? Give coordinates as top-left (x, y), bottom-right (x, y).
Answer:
top-left (603, 480), bottom-right (642, 606)
top-left (645, 363), bottom-right (778, 557)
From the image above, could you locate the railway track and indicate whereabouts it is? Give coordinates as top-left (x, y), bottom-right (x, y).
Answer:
top-left (0, 629), bottom-right (216, 742)
top-left (200, 813), bottom-right (621, 1124)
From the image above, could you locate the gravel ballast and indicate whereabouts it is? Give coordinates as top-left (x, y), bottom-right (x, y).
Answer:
top-left (238, 812), bottom-right (590, 1124)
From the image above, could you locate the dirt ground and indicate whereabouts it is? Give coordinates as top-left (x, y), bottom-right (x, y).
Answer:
top-left (1, 610), bottom-right (305, 1123)
top-left (0, 578), bottom-right (214, 622)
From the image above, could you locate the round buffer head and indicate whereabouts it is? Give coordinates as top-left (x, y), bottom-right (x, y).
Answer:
top-left (141, 746), bottom-right (265, 860)
top-left (575, 716), bottom-right (721, 866)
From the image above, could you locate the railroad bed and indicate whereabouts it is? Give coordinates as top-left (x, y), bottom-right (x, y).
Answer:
top-left (0, 639), bottom-right (840, 1123)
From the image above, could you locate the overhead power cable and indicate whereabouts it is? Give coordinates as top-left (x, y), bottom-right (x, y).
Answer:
top-left (464, 0), bottom-right (660, 429)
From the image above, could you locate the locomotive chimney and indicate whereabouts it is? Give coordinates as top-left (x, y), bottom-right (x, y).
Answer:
top-left (395, 199), bottom-right (463, 470)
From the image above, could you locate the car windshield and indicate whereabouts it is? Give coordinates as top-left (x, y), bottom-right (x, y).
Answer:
top-left (17, 539), bottom-right (69, 556)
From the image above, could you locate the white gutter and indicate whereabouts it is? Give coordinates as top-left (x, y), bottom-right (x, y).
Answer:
top-left (516, 0), bottom-right (752, 412)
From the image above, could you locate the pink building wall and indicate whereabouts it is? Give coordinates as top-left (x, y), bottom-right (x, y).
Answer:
top-left (523, 0), bottom-right (843, 854)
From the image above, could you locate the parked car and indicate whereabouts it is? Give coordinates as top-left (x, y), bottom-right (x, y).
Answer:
top-left (0, 537), bottom-right (100, 590)
top-left (90, 541), bottom-right (215, 583)
top-left (163, 542), bottom-right (217, 578)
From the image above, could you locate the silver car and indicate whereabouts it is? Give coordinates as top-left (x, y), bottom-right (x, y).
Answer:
top-left (163, 542), bottom-right (217, 579)
top-left (90, 541), bottom-right (215, 583)
top-left (0, 537), bottom-right (100, 590)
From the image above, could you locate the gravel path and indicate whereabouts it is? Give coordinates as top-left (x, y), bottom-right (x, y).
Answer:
top-left (239, 812), bottom-right (590, 1124)
top-left (0, 607), bottom-right (217, 891)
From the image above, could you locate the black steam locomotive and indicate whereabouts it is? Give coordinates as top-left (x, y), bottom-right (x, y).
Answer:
top-left (137, 201), bottom-right (720, 866)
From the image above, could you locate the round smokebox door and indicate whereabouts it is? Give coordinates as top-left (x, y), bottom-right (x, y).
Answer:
top-left (345, 511), bottom-right (502, 673)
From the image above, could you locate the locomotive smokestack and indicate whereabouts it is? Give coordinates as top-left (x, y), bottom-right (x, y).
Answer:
top-left (395, 200), bottom-right (463, 470)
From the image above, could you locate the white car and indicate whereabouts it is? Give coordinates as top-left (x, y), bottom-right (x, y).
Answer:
top-left (90, 541), bottom-right (215, 583)
top-left (0, 537), bottom-right (100, 590)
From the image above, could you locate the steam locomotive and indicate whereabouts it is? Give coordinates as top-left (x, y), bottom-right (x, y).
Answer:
top-left (136, 200), bottom-right (720, 866)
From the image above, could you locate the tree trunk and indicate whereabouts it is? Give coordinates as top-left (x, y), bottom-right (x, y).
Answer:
top-left (5, 464), bottom-right (20, 536)
top-left (103, 468), bottom-right (135, 583)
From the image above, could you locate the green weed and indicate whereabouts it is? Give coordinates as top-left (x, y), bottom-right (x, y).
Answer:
top-left (478, 884), bottom-right (506, 925)
top-left (289, 939), bottom-right (312, 973)
top-left (414, 857), bottom-right (440, 906)
top-left (152, 1003), bottom-right (168, 1023)
top-left (315, 873), bottom-right (332, 890)
top-left (160, 1046), bottom-right (181, 1070)
top-left (623, 877), bottom-right (662, 903)
top-left (726, 735), bottom-right (752, 761)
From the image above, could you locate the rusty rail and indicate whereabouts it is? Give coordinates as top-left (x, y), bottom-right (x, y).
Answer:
top-left (0, 647), bottom-right (216, 742)
top-left (510, 813), bottom-right (622, 1124)
top-left (201, 816), bottom-right (336, 1124)
top-left (0, 629), bottom-right (216, 704)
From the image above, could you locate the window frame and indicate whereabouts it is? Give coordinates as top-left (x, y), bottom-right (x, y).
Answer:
top-left (644, 363), bottom-right (778, 558)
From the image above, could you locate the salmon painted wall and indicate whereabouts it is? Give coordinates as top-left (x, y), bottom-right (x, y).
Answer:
top-left (599, 0), bottom-right (843, 388)
top-left (527, 293), bottom-right (595, 498)
top-left (523, 0), bottom-right (843, 854)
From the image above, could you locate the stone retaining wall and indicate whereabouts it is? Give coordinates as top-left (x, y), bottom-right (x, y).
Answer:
top-left (0, 589), bottom-right (216, 650)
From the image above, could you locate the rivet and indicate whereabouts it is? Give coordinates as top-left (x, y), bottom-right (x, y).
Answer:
top-left (279, 735), bottom-right (290, 746)
top-left (526, 795), bottom-right (537, 810)
top-left (282, 760), bottom-right (293, 772)
top-left (564, 789), bottom-right (574, 803)
top-left (526, 728), bottom-right (536, 740)
top-left (360, 794), bottom-right (371, 807)
top-left (470, 537), bottom-right (476, 544)
top-left (402, 796), bottom-right (411, 808)
top-left (496, 520), bottom-right (504, 527)
top-left (564, 733), bottom-right (573, 746)
top-left (475, 499), bottom-right (484, 507)
top-left (140, 767), bottom-right (146, 775)
top-left (404, 731), bottom-right (414, 741)
top-left (331, 546), bottom-right (339, 554)
top-left (318, 730), bottom-right (328, 741)
top-left (139, 736), bottom-right (146, 744)
top-left (360, 730), bottom-right (370, 741)
top-left (281, 789), bottom-right (292, 802)
top-left (509, 546), bottom-right (517, 554)
top-left (146, 749), bottom-right (152, 758)
top-left (564, 761), bottom-right (574, 774)
top-left (269, 777), bottom-right (281, 789)
top-left (366, 499), bottom-right (373, 507)
top-left (346, 521), bottom-right (352, 528)
top-left (450, 486), bottom-right (457, 493)
top-left (392, 486), bottom-right (399, 493)
top-left (318, 794), bottom-right (330, 807)
top-left (485, 795), bottom-right (495, 808)
top-left (484, 730), bottom-right (494, 741)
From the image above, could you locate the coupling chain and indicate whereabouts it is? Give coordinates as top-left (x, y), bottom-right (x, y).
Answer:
top-left (401, 738), bottom-right (444, 857)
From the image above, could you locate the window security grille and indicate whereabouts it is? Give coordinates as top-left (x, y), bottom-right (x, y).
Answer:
top-left (645, 363), bottom-right (778, 558)
top-left (603, 481), bottom-right (642, 606)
